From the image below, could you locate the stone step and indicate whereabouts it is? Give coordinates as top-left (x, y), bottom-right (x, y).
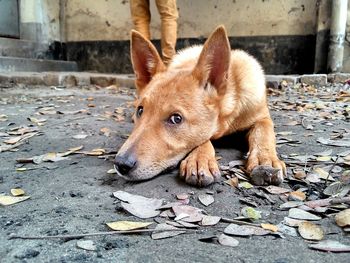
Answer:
top-left (0, 71), bottom-right (135, 88)
top-left (0, 56), bottom-right (78, 72)
top-left (0, 37), bottom-right (48, 59)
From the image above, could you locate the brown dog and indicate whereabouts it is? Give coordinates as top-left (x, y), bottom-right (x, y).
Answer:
top-left (114, 25), bottom-right (286, 187)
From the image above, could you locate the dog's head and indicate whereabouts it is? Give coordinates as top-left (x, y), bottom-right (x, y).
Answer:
top-left (115, 26), bottom-right (232, 181)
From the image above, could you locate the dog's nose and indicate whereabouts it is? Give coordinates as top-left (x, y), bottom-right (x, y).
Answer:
top-left (114, 154), bottom-right (137, 175)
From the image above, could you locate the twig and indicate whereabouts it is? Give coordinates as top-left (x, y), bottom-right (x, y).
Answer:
top-left (220, 217), bottom-right (260, 227)
top-left (9, 228), bottom-right (197, 240)
top-left (325, 156), bottom-right (339, 185)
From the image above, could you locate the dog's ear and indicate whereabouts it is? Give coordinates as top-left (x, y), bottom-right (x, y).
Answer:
top-left (131, 30), bottom-right (166, 92)
top-left (192, 26), bottom-right (230, 94)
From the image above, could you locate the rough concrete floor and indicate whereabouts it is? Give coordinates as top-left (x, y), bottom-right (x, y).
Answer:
top-left (0, 83), bottom-right (349, 263)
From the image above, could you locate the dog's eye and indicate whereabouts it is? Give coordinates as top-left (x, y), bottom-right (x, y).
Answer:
top-left (136, 106), bottom-right (143, 118)
top-left (168, 114), bottom-right (183, 125)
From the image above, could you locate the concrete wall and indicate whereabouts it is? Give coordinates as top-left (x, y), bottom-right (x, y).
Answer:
top-left (64, 0), bottom-right (319, 41)
top-left (20, 0), bottom-right (61, 43)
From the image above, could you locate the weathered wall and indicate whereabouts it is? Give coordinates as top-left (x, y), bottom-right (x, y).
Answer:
top-left (64, 0), bottom-right (318, 41)
top-left (20, 0), bottom-right (61, 42)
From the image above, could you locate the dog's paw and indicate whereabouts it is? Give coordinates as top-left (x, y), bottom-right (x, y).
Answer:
top-left (246, 155), bottom-right (286, 186)
top-left (179, 153), bottom-right (221, 187)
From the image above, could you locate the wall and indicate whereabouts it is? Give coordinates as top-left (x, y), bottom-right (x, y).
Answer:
top-left (64, 0), bottom-right (318, 41)
top-left (20, 0), bottom-right (61, 42)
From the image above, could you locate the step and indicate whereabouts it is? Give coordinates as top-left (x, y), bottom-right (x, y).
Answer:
top-left (0, 37), bottom-right (48, 59)
top-left (0, 72), bottom-right (135, 88)
top-left (0, 56), bottom-right (78, 72)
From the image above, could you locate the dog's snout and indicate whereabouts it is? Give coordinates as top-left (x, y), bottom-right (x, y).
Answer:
top-left (114, 154), bottom-right (137, 175)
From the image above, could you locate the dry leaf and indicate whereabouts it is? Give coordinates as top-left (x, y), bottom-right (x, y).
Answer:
top-left (288, 208), bottom-right (321, 221)
top-left (309, 240), bottom-right (350, 252)
top-left (335, 209), bottom-right (350, 227)
top-left (113, 191), bottom-right (163, 219)
top-left (239, 181), bottom-right (253, 189)
top-left (241, 206), bottom-right (261, 221)
top-left (298, 221), bottom-right (324, 241)
top-left (76, 240), bottom-right (96, 251)
top-left (288, 191), bottom-right (306, 201)
top-left (0, 195), bottom-right (30, 206)
top-left (172, 205), bottom-right (203, 223)
top-left (4, 136), bottom-right (22, 145)
top-left (218, 234), bottom-right (239, 247)
top-left (72, 134), bottom-right (88, 139)
top-left (198, 194), bottom-right (214, 207)
top-left (224, 223), bottom-right (270, 236)
top-left (176, 193), bottom-right (189, 200)
top-left (261, 223), bottom-right (279, 232)
top-left (10, 188), bottom-right (25, 196)
top-left (279, 201), bottom-right (303, 210)
top-left (100, 127), bottom-right (111, 137)
top-left (106, 221), bottom-right (152, 231)
top-left (264, 185), bottom-right (290, 194)
top-left (283, 217), bottom-right (304, 227)
top-left (201, 215), bottom-right (221, 226)
top-left (225, 177), bottom-right (239, 187)
top-left (151, 223), bottom-right (186, 240)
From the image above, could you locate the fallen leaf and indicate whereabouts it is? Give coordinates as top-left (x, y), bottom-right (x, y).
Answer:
top-left (298, 221), bottom-right (324, 241)
top-left (261, 223), bottom-right (279, 232)
top-left (241, 206), bottom-right (261, 221)
top-left (306, 173), bottom-right (321, 183)
top-left (76, 240), bottom-right (96, 251)
top-left (288, 208), bottom-right (321, 221)
top-left (277, 223), bottom-right (298, 237)
top-left (335, 209), bottom-right (350, 227)
top-left (107, 168), bottom-right (117, 174)
top-left (151, 223), bottom-right (186, 240)
top-left (176, 193), bottom-right (189, 200)
top-left (16, 167), bottom-right (27, 172)
top-left (288, 191), bottom-right (306, 201)
top-left (10, 188), bottom-right (25, 196)
top-left (198, 194), bottom-right (214, 207)
top-left (172, 205), bottom-right (203, 223)
top-left (239, 181), bottom-right (253, 189)
top-left (224, 223), bottom-right (270, 236)
top-left (0, 195), bottom-right (30, 206)
top-left (279, 201), bottom-right (304, 210)
top-left (72, 134), bottom-right (88, 139)
top-left (264, 185), bottom-right (290, 194)
top-left (106, 221), bottom-right (152, 231)
top-left (293, 170), bottom-right (306, 180)
top-left (4, 136), bottom-right (22, 145)
top-left (113, 191), bottom-right (163, 218)
top-left (316, 156), bottom-right (332, 162)
top-left (100, 127), bottom-right (111, 137)
top-left (283, 217), bottom-right (304, 227)
top-left (309, 240), bottom-right (350, 252)
top-left (0, 114), bottom-right (8, 121)
top-left (84, 148), bottom-right (106, 156)
top-left (225, 177), bottom-right (239, 187)
top-left (317, 137), bottom-right (350, 147)
top-left (201, 215), bottom-right (221, 226)
top-left (218, 234), bottom-right (239, 247)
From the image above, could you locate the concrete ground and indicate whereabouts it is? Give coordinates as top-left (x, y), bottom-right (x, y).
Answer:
top-left (0, 81), bottom-right (349, 263)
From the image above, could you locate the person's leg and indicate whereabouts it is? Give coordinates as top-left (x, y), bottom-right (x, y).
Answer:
top-left (130, 0), bottom-right (151, 39)
top-left (155, 0), bottom-right (178, 65)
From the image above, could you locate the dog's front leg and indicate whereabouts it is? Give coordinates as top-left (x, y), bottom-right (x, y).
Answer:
top-left (246, 117), bottom-right (286, 185)
top-left (179, 140), bottom-right (221, 187)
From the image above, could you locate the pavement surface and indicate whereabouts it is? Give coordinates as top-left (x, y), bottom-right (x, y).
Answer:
top-left (0, 82), bottom-right (349, 263)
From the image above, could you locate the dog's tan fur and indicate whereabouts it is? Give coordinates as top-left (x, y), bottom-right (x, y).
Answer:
top-left (115, 25), bottom-right (286, 186)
